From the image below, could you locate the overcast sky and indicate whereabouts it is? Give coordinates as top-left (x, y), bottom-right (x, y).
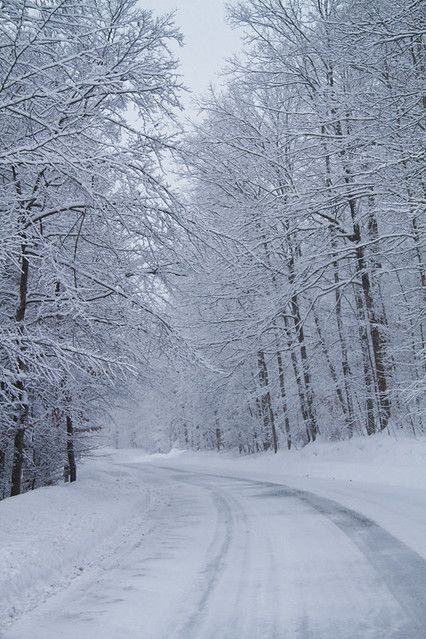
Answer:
top-left (142, 0), bottom-right (242, 116)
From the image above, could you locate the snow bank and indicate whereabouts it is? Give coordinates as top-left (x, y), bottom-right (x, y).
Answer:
top-left (0, 450), bottom-right (152, 632)
top-left (145, 432), bottom-right (426, 488)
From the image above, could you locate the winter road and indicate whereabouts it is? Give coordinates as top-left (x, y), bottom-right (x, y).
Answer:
top-left (3, 463), bottom-right (426, 639)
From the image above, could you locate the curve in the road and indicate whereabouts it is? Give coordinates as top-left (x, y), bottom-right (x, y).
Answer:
top-left (160, 466), bottom-right (426, 638)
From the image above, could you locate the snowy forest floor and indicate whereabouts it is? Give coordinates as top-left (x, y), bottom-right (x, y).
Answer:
top-left (1, 433), bottom-right (426, 637)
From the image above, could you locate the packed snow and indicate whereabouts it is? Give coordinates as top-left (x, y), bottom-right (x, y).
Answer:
top-left (1, 434), bottom-right (426, 638)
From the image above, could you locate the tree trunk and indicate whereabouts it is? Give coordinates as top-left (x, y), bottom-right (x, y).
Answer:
top-left (214, 410), bottom-right (222, 452)
top-left (10, 426), bottom-right (25, 497)
top-left (282, 313), bottom-right (312, 444)
top-left (66, 415), bottom-right (77, 483)
top-left (276, 347), bottom-right (292, 450)
top-left (411, 213), bottom-right (426, 369)
top-left (288, 254), bottom-right (318, 442)
top-left (355, 232), bottom-right (391, 430)
top-left (10, 233), bottom-right (30, 497)
top-left (312, 304), bottom-right (351, 434)
top-left (257, 350), bottom-right (278, 453)
top-left (321, 133), bottom-right (356, 436)
top-left (330, 238), bottom-right (356, 437)
top-left (340, 140), bottom-right (391, 431)
top-left (353, 281), bottom-right (377, 436)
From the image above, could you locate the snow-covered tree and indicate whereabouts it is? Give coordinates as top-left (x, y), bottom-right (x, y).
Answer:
top-left (168, 0), bottom-right (425, 453)
top-left (0, 0), bottom-right (184, 496)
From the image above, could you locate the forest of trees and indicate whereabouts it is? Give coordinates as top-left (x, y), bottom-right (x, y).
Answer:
top-left (169, 0), bottom-right (425, 453)
top-left (0, 0), bottom-right (186, 497)
top-left (1, 0), bottom-right (425, 499)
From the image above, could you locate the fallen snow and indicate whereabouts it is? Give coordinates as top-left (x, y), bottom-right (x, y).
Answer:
top-left (147, 433), bottom-right (426, 490)
top-left (0, 452), bottom-right (158, 632)
top-left (1, 432), bottom-right (425, 636)
top-left (141, 433), bottom-right (426, 559)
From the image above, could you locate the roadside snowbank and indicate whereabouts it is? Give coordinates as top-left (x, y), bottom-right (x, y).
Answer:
top-left (0, 451), bottom-right (153, 633)
top-left (160, 433), bottom-right (426, 489)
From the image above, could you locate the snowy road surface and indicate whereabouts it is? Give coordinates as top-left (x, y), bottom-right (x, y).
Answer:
top-left (2, 462), bottom-right (426, 639)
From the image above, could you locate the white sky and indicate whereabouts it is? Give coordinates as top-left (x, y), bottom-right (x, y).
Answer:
top-left (142, 0), bottom-right (242, 116)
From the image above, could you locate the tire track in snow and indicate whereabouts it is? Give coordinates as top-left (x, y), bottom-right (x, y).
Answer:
top-left (250, 481), bottom-right (426, 637)
top-left (176, 486), bottom-right (234, 639)
top-left (158, 466), bottom-right (426, 637)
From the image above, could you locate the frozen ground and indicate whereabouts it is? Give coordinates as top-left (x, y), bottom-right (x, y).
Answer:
top-left (1, 434), bottom-right (426, 638)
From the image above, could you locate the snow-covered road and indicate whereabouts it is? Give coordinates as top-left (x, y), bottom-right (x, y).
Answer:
top-left (3, 461), bottom-right (426, 639)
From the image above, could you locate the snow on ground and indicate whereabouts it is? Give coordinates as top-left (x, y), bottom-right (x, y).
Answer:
top-left (142, 431), bottom-right (426, 490)
top-left (1, 432), bottom-right (425, 637)
top-left (0, 452), bottom-right (162, 632)
top-left (141, 432), bottom-right (426, 559)
top-left (274, 432), bottom-right (426, 489)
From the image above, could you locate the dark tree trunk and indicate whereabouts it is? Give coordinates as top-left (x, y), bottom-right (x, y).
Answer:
top-left (257, 350), bottom-right (278, 453)
top-left (276, 348), bottom-right (291, 450)
top-left (282, 313), bottom-right (312, 444)
top-left (0, 448), bottom-right (5, 498)
top-left (312, 305), bottom-right (349, 423)
top-left (342, 155), bottom-right (391, 432)
top-left (10, 426), bottom-right (25, 497)
top-left (11, 232), bottom-right (30, 497)
top-left (353, 281), bottom-right (377, 436)
top-left (355, 233), bottom-right (391, 430)
top-left (215, 428), bottom-right (222, 452)
top-left (66, 415), bottom-right (77, 482)
top-left (287, 251), bottom-right (318, 442)
top-left (330, 232), bottom-right (356, 437)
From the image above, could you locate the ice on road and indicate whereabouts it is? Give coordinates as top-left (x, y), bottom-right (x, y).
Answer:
top-left (3, 463), bottom-right (426, 639)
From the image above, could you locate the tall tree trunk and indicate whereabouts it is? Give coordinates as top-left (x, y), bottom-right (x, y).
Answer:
top-left (282, 313), bottom-right (312, 444)
top-left (10, 237), bottom-right (30, 497)
top-left (331, 234), bottom-right (356, 437)
top-left (275, 347), bottom-right (292, 450)
top-left (411, 213), bottom-right (426, 369)
top-left (214, 410), bottom-right (222, 452)
top-left (354, 230), bottom-right (391, 430)
top-left (257, 350), bottom-right (278, 453)
top-left (288, 253), bottom-right (318, 442)
top-left (339, 121), bottom-right (391, 431)
top-left (353, 280), bottom-right (377, 436)
top-left (322, 132), bottom-right (356, 437)
top-left (312, 304), bottom-right (351, 436)
top-left (66, 415), bottom-right (77, 483)
top-left (0, 448), bottom-right (6, 499)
